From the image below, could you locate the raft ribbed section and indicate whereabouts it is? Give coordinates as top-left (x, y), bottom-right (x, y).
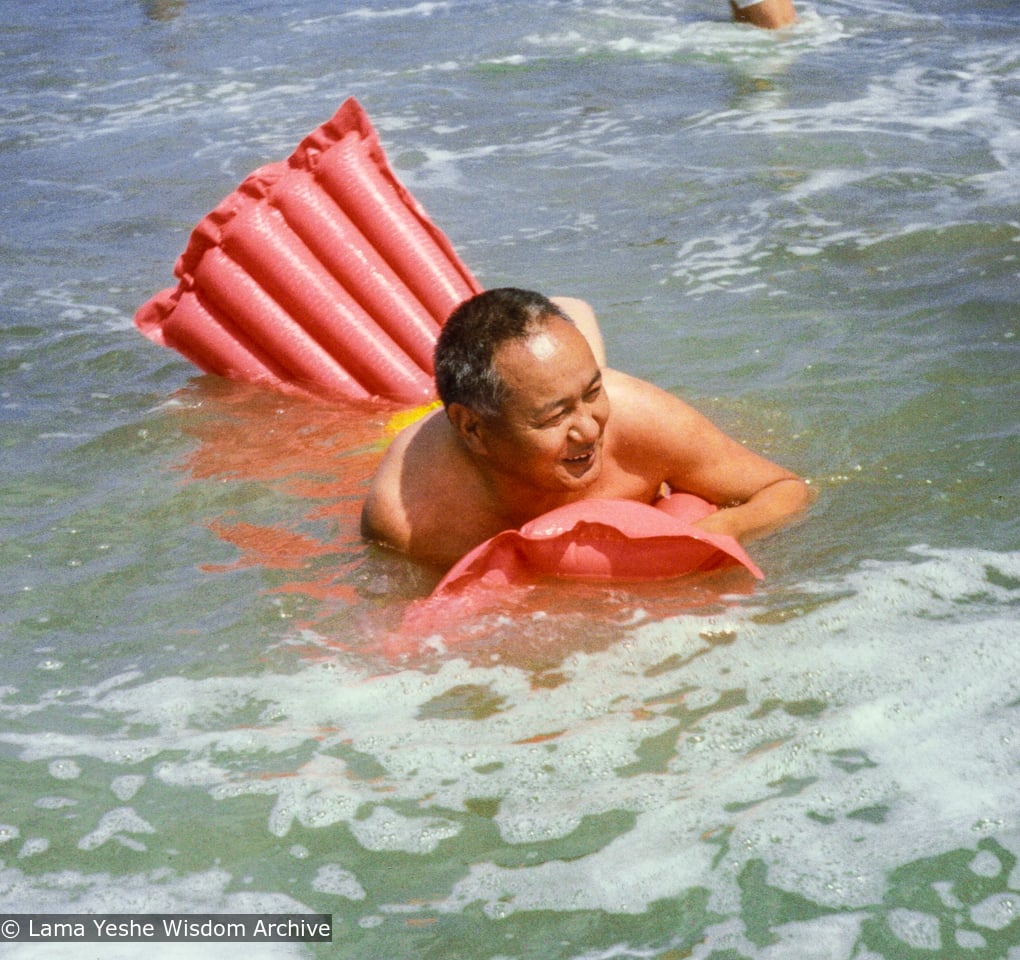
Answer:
top-left (135, 98), bottom-right (481, 403)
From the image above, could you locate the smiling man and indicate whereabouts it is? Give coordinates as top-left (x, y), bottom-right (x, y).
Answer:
top-left (361, 288), bottom-right (813, 570)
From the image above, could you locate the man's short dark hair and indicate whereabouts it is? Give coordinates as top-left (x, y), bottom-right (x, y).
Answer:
top-left (434, 288), bottom-right (570, 416)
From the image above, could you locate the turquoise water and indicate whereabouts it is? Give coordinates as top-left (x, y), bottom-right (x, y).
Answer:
top-left (2, 0), bottom-right (1019, 957)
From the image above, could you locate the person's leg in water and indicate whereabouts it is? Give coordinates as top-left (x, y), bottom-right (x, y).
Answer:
top-left (730, 0), bottom-right (796, 29)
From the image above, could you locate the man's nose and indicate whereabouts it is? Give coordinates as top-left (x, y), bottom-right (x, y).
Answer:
top-left (569, 407), bottom-right (601, 443)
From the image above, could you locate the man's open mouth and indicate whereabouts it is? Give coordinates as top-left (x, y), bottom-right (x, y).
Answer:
top-left (563, 449), bottom-right (595, 470)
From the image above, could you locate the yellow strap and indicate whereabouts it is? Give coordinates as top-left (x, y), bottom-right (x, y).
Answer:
top-left (384, 400), bottom-right (442, 437)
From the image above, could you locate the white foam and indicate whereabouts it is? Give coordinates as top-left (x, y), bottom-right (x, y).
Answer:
top-left (17, 838), bottom-right (49, 859)
top-left (970, 892), bottom-right (1020, 932)
top-left (0, 825), bottom-right (20, 845)
top-left (340, 1), bottom-right (451, 20)
top-left (77, 807), bottom-right (156, 852)
top-left (348, 806), bottom-right (461, 854)
top-left (0, 865), bottom-right (309, 960)
top-left (886, 909), bottom-right (941, 950)
top-left (525, 6), bottom-right (846, 62)
top-left (48, 759), bottom-right (81, 780)
top-left (310, 864), bottom-right (366, 900)
top-left (110, 775), bottom-right (145, 802)
top-left (34, 797), bottom-right (76, 810)
top-left (1, 548), bottom-right (1017, 940)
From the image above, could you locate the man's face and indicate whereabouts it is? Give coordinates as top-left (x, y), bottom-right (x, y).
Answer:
top-left (478, 317), bottom-right (610, 492)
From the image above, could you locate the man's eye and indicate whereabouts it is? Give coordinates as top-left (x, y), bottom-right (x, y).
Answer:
top-left (539, 410), bottom-right (567, 428)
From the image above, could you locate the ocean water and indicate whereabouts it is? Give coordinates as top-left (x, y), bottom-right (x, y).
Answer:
top-left (2, 0), bottom-right (1019, 957)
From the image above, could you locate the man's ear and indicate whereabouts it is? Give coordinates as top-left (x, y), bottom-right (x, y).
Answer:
top-left (446, 402), bottom-right (489, 456)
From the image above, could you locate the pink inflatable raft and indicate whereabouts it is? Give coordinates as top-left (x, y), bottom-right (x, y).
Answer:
top-left (135, 99), bottom-right (763, 601)
top-left (136, 98), bottom-right (481, 405)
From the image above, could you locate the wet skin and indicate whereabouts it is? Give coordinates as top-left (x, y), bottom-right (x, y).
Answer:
top-left (362, 314), bottom-right (814, 570)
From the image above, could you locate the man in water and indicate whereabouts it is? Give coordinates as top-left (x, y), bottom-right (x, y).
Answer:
top-left (731, 0), bottom-right (796, 29)
top-left (362, 289), bottom-right (813, 570)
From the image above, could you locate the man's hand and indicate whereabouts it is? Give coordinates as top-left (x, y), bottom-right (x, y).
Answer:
top-left (693, 476), bottom-right (815, 544)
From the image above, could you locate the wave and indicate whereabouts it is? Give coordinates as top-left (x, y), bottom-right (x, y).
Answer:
top-left (1, 547), bottom-right (1016, 933)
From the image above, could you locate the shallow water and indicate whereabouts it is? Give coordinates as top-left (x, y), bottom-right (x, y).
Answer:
top-left (2, 0), bottom-right (1019, 957)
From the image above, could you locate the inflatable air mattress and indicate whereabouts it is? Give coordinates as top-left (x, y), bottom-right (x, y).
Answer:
top-left (396, 493), bottom-right (763, 635)
top-left (135, 97), bottom-right (481, 404)
top-left (431, 493), bottom-right (762, 596)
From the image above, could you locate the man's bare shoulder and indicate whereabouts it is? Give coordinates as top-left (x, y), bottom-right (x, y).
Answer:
top-left (360, 410), bottom-right (498, 568)
top-left (360, 420), bottom-right (415, 555)
top-left (361, 412), bottom-right (442, 547)
top-left (602, 368), bottom-right (708, 445)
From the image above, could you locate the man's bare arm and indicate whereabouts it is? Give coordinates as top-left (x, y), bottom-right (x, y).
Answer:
top-left (693, 475), bottom-right (814, 543)
top-left (607, 370), bottom-right (814, 543)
